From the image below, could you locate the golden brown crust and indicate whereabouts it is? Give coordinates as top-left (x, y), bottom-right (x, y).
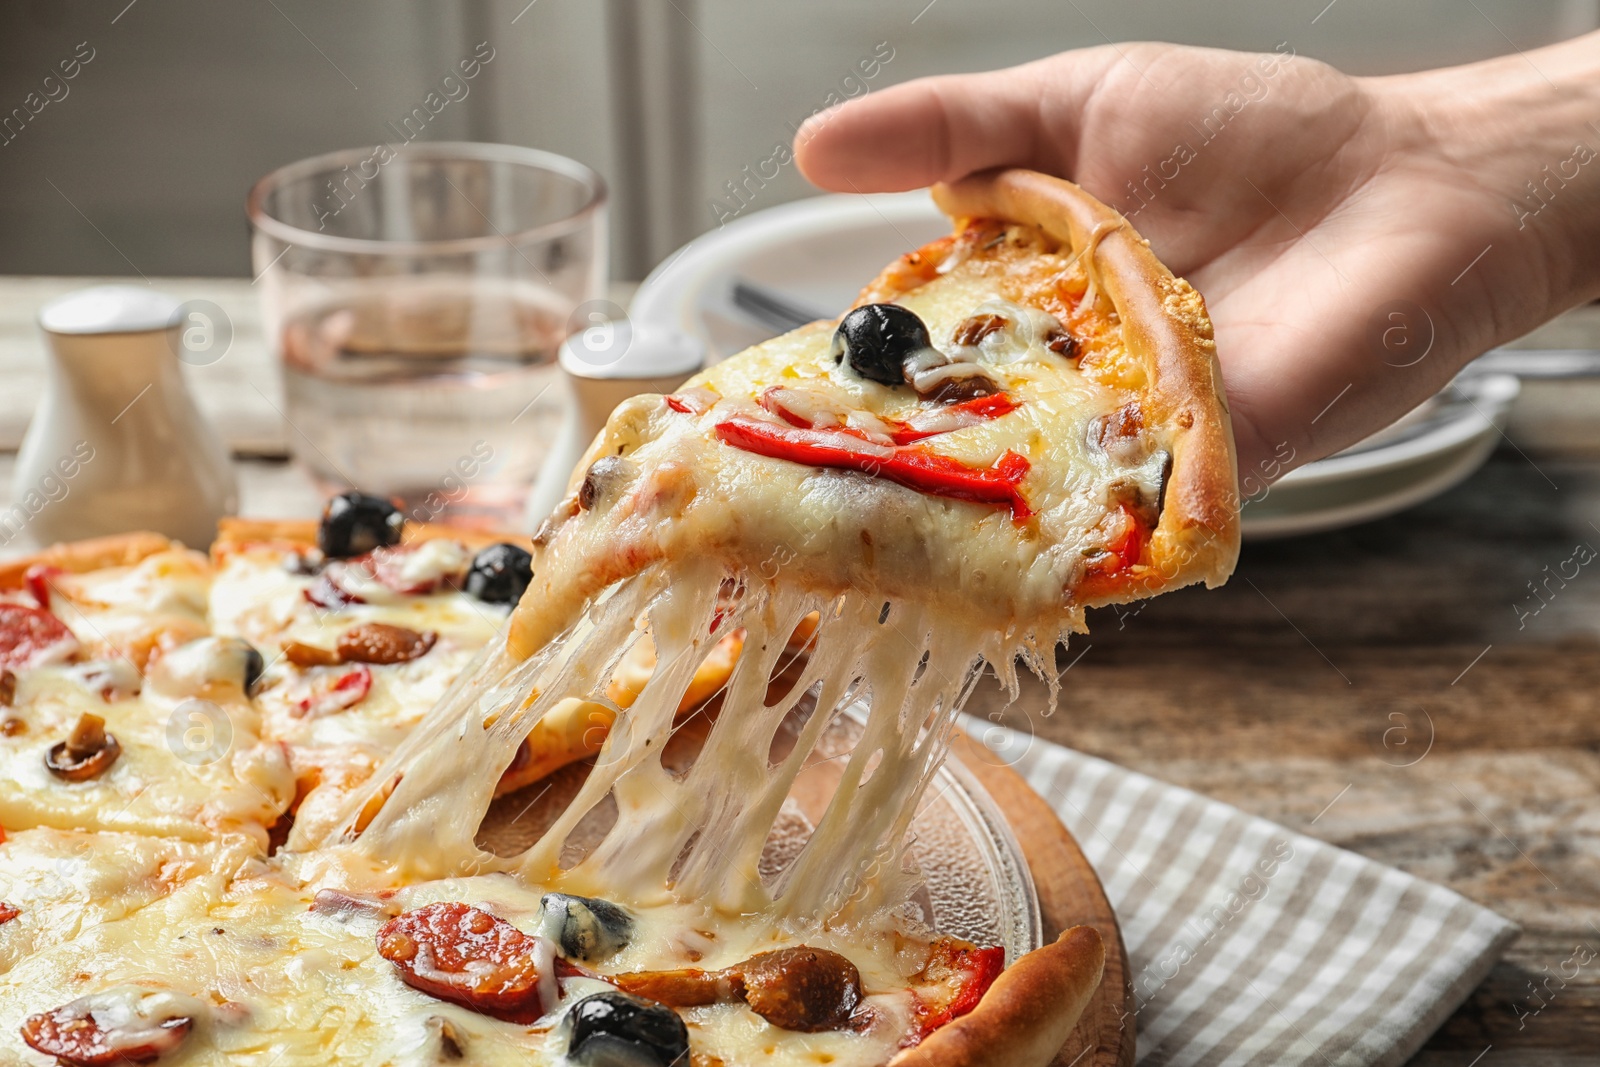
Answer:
top-left (891, 926), bottom-right (1106, 1067)
top-left (923, 169), bottom-right (1240, 601)
top-left (493, 697), bottom-right (617, 797)
top-left (212, 516), bottom-right (531, 564)
top-left (0, 531), bottom-right (179, 590)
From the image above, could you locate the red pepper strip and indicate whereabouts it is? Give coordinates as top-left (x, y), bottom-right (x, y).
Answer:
top-left (1105, 503), bottom-right (1146, 572)
top-left (758, 388), bottom-right (1019, 446)
top-left (1077, 504), bottom-right (1149, 599)
top-left (759, 387), bottom-right (815, 430)
top-left (890, 394), bottom-right (1019, 444)
top-left (23, 565), bottom-right (61, 611)
top-left (664, 395), bottom-right (692, 414)
top-left (714, 416), bottom-right (1032, 522)
top-left (906, 945), bottom-right (1005, 1044)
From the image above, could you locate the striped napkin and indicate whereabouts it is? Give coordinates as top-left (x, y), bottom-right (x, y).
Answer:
top-left (963, 719), bottom-right (1519, 1067)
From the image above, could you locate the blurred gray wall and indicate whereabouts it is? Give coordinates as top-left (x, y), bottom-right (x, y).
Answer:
top-left (0, 0), bottom-right (1593, 281)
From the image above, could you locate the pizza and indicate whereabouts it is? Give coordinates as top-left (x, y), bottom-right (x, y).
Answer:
top-left (0, 169), bottom-right (1236, 1066)
top-left (508, 169), bottom-right (1236, 661)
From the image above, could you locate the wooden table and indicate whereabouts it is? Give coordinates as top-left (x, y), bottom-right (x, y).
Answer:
top-left (2, 278), bottom-right (1598, 1063)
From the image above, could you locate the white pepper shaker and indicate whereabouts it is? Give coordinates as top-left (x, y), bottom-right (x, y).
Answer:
top-left (13, 286), bottom-right (238, 549)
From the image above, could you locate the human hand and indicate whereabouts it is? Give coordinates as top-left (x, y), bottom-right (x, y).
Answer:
top-left (795, 37), bottom-right (1600, 483)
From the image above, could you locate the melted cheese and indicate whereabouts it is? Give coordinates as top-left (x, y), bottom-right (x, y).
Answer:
top-left (48, 550), bottom-right (214, 668)
top-left (0, 829), bottom-right (246, 976)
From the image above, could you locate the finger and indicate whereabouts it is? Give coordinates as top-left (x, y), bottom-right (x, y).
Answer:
top-left (794, 61), bottom-right (1091, 192)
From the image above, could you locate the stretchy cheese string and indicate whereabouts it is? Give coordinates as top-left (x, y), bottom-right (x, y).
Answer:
top-left (296, 558), bottom-right (1054, 925)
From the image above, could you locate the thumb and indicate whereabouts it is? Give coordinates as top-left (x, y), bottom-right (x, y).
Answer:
top-left (792, 56), bottom-right (1107, 192)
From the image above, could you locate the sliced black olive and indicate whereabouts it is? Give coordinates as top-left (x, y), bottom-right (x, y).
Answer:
top-left (830, 304), bottom-right (931, 386)
top-left (242, 642), bottom-right (265, 695)
top-left (45, 713), bottom-right (121, 782)
top-left (578, 456), bottom-right (632, 511)
top-left (465, 543), bottom-right (533, 605)
top-left (540, 892), bottom-right (634, 963)
top-left (566, 991), bottom-right (689, 1067)
top-left (423, 1015), bottom-right (467, 1060)
top-left (921, 373), bottom-right (1001, 404)
top-left (950, 313), bottom-right (1007, 347)
top-left (283, 550), bottom-right (325, 576)
top-left (1045, 328), bottom-right (1079, 359)
top-left (1153, 449), bottom-right (1173, 521)
top-left (318, 492), bottom-right (404, 559)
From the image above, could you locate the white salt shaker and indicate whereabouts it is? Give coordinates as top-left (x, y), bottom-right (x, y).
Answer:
top-left (524, 321), bottom-right (706, 530)
top-left (13, 286), bottom-right (238, 549)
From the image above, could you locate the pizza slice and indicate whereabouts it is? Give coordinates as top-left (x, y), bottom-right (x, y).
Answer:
top-left (207, 506), bottom-right (755, 826)
top-left (0, 539), bottom-right (297, 847)
top-left (512, 169), bottom-right (1236, 661)
top-left (0, 636), bottom-right (296, 847)
top-left (0, 534), bottom-right (211, 676)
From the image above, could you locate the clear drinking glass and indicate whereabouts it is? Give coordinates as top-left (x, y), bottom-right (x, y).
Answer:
top-left (247, 143), bottom-right (607, 529)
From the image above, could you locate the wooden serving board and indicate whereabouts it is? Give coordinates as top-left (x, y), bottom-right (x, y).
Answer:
top-left (951, 732), bottom-right (1135, 1067)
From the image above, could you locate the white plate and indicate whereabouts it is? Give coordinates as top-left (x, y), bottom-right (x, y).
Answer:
top-left (630, 194), bottom-right (1521, 540)
top-left (1240, 373), bottom-right (1520, 538)
top-left (631, 191), bottom-right (947, 362)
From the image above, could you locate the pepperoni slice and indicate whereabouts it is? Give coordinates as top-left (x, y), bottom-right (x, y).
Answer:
top-left (366, 543), bottom-right (465, 596)
top-left (303, 572), bottom-right (363, 610)
top-left (0, 603), bottom-right (76, 670)
top-left (21, 994), bottom-right (193, 1066)
top-left (376, 902), bottom-right (555, 1022)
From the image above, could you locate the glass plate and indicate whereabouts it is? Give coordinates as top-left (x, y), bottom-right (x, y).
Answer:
top-left (479, 697), bottom-right (1043, 963)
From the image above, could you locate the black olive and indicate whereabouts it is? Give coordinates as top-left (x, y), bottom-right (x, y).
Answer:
top-left (465, 543), bottom-right (533, 605)
top-left (318, 492), bottom-right (404, 559)
top-left (541, 892), bottom-right (634, 962)
top-left (578, 456), bottom-right (631, 511)
top-left (241, 642), bottom-right (265, 695)
top-left (830, 304), bottom-right (931, 386)
top-left (566, 991), bottom-right (689, 1067)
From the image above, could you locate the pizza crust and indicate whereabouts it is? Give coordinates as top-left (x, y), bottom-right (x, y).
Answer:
top-left (212, 517), bottom-right (531, 563)
top-left (891, 926), bottom-right (1106, 1067)
top-left (922, 169), bottom-right (1239, 604)
top-left (0, 531), bottom-right (178, 590)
